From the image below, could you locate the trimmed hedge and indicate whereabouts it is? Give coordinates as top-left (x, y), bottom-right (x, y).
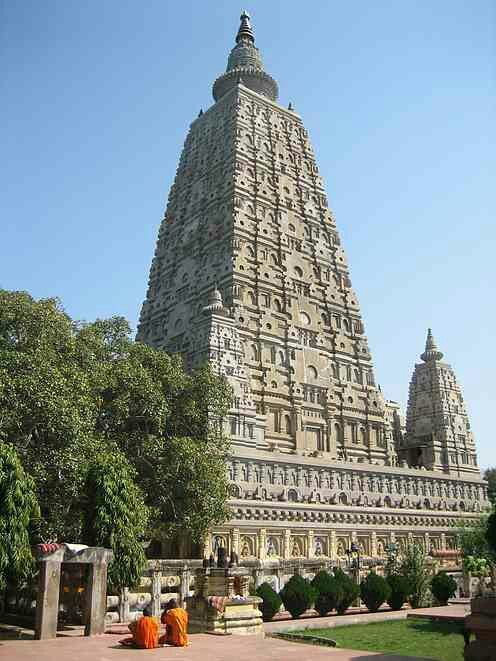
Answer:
top-left (333, 567), bottom-right (360, 615)
top-left (256, 582), bottom-right (282, 621)
top-left (360, 571), bottom-right (391, 612)
top-left (311, 570), bottom-right (342, 616)
top-left (430, 571), bottom-right (457, 606)
top-left (279, 574), bottom-right (317, 618)
top-left (386, 574), bottom-right (410, 610)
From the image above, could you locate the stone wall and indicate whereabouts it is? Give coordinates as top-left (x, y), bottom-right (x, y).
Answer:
top-left (104, 554), bottom-right (463, 624)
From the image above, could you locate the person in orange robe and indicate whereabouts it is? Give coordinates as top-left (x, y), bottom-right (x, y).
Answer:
top-left (159, 599), bottom-right (189, 647)
top-left (119, 606), bottom-right (159, 649)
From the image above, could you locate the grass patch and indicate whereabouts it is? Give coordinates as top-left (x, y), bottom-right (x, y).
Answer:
top-left (292, 619), bottom-right (466, 661)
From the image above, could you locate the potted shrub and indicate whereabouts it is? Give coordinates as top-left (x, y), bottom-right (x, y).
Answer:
top-left (279, 574), bottom-right (316, 619)
top-left (430, 571), bottom-right (457, 606)
top-left (360, 571), bottom-right (392, 612)
top-left (386, 574), bottom-right (410, 610)
top-left (255, 582), bottom-right (282, 621)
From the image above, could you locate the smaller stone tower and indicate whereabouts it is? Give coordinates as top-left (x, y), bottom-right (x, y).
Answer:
top-left (402, 329), bottom-right (479, 474)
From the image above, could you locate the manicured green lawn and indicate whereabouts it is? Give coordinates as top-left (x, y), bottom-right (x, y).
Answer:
top-left (293, 619), bottom-right (465, 661)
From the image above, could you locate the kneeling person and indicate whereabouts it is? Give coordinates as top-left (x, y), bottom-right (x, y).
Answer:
top-left (120, 606), bottom-right (159, 649)
top-left (160, 599), bottom-right (188, 647)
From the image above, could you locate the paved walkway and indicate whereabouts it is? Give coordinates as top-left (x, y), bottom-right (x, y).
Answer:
top-left (0, 632), bottom-right (432, 661)
top-left (264, 603), bottom-right (468, 633)
top-left (0, 605), bottom-right (467, 661)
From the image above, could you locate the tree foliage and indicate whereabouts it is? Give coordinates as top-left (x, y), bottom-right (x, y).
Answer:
top-left (360, 571), bottom-right (391, 612)
top-left (486, 511), bottom-right (496, 556)
top-left (256, 582), bottom-right (282, 621)
top-left (0, 290), bottom-right (232, 554)
top-left (0, 443), bottom-right (40, 589)
top-left (457, 515), bottom-right (495, 570)
top-left (385, 574), bottom-right (410, 610)
top-left (279, 574), bottom-right (317, 618)
top-left (430, 571), bottom-right (457, 605)
top-left (483, 468), bottom-right (496, 506)
top-left (399, 543), bottom-right (431, 609)
top-left (311, 570), bottom-right (342, 616)
top-left (333, 567), bottom-right (360, 614)
top-left (82, 448), bottom-right (148, 591)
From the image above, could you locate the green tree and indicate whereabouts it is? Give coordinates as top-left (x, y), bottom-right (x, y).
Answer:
top-left (0, 443), bottom-right (40, 589)
top-left (333, 567), bottom-right (360, 615)
top-left (457, 516), bottom-right (495, 568)
top-left (385, 574), bottom-right (410, 610)
top-left (279, 574), bottom-right (317, 618)
top-left (82, 448), bottom-right (148, 591)
top-left (0, 290), bottom-right (232, 555)
top-left (256, 582), bottom-right (282, 621)
top-left (399, 543), bottom-right (431, 609)
top-left (0, 291), bottom-right (98, 541)
top-left (311, 570), bottom-right (342, 616)
top-left (360, 571), bottom-right (391, 612)
top-left (430, 571), bottom-right (457, 605)
top-left (486, 511), bottom-right (496, 554)
top-left (484, 468), bottom-right (496, 506)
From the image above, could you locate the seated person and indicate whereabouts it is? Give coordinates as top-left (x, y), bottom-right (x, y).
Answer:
top-left (119, 606), bottom-right (159, 649)
top-left (159, 598), bottom-right (189, 647)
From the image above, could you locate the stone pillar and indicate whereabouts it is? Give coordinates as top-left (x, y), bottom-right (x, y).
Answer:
top-left (119, 587), bottom-right (130, 624)
top-left (35, 559), bottom-right (62, 640)
top-left (204, 534), bottom-right (213, 558)
top-left (371, 531), bottom-right (377, 557)
top-left (424, 532), bottom-right (430, 554)
top-left (295, 409), bottom-right (304, 450)
top-left (258, 528), bottom-right (266, 560)
top-left (367, 423), bottom-right (373, 448)
top-left (151, 570), bottom-right (162, 617)
top-left (330, 530), bottom-right (336, 560)
top-left (179, 567), bottom-right (191, 608)
top-left (231, 528), bottom-right (240, 557)
top-left (283, 530), bottom-right (291, 560)
top-left (84, 560), bottom-right (109, 635)
top-left (307, 530), bottom-right (314, 559)
top-left (441, 533), bottom-right (446, 551)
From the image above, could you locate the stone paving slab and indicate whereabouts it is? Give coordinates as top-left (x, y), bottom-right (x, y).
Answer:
top-left (0, 632), bottom-right (433, 661)
top-left (406, 604), bottom-right (469, 622)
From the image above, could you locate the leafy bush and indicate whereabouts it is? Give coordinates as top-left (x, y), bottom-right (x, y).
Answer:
top-left (399, 544), bottom-right (431, 609)
top-left (82, 448), bottom-right (148, 592)
top-left (311, 570), bottom-right (342, 616)
top-left (430, 571), bottom-right (457, 605)
top-left (256, 582), bottom-right (282, 621)
top-left (386, 574), bottom-right (410, 610)
top-left (333, 567), bottom-right (360, 615)
top-left (0, 443), bottom-right (40, 590)
top-left (279, 574), bottom-right (317, 618)
top-left (486, 511), bottom-right (496, 555)
top-left (360, 571), bottom-right (391, 612)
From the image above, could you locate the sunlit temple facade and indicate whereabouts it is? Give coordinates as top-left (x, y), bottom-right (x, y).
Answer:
top-left (137, 12), bottom-right (488, 561)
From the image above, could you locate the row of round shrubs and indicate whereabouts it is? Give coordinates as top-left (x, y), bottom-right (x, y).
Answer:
top-left (255, 569), bottom-right (457, 621)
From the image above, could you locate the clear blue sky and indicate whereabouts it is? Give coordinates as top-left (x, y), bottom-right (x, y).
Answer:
top-left (1, 1), bottom-right (494, 469)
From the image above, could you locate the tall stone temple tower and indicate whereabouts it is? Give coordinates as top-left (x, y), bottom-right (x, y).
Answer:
top-left (138, 13), bottom-right (488, 562)
top-left (402, 329), bottom-right (479, 476)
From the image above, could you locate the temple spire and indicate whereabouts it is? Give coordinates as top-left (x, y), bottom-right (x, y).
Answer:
top-left (420, 328), bottom-right (444, 363)
top-left (212, 12), bottom-right (278, 102)
top-left (236, 10), bottom-right (255, 44)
